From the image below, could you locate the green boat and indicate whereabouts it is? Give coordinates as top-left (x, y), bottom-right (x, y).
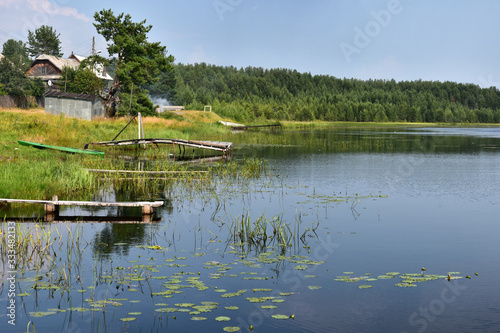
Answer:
top-left (18, 140), bottom-right (104, 156)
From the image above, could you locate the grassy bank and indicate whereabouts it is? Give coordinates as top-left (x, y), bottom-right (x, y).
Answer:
top-left (0, 108), bottom-right (235, 201)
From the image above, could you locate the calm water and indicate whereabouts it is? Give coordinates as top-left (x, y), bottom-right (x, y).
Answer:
top-left (1, 126), bottom-right (500, 333)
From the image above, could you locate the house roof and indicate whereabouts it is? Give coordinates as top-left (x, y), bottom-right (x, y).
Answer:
top-left (35, 54), bottom-right (80, 72)
top-left (29, 54), bottom-right (113, 81)
top-left (44, 89), bottom-right (102, 101)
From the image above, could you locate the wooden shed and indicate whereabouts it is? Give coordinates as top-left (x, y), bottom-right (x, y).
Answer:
top-left (44, 90), bottom-right (105, 121)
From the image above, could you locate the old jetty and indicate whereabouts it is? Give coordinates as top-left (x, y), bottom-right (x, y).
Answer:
top-left (91, 138), bottom-right (233, 156)
top-left (0, 197), bottom-right (164, 215)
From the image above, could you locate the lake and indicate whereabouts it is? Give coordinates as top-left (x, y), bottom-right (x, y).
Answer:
top-left (1, 126), bottom-right (499, 333)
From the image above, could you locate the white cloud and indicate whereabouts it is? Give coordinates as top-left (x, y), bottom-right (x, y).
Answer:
top-left (26, 0), bottom-right (90, 22)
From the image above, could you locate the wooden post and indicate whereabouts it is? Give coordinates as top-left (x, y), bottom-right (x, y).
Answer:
top-left (142, 205), bottom-right (154, 215)
top-left (138, 112), bottom-right (146, 149)
top-left (44, 195), bottom-right (59, 214)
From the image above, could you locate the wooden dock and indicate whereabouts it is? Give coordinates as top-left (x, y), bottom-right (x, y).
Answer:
top-left (3, 215), bottom-right (162, 224)
top-left (91, 138), bottom-right (233, 155)
top-left (0, 197), bottom-right (164, 215)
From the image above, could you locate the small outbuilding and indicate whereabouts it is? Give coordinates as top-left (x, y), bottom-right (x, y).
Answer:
top-left (44, 90), bottom-right (105, 121)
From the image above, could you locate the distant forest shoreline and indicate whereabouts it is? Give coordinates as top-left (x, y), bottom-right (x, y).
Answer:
top-left (148, 63), bottom-right (500, 124)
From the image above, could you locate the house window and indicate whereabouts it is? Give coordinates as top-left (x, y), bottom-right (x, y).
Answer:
top-left (41, 66), bottom-right (46, 74)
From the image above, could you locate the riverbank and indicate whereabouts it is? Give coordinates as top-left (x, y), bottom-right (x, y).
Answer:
top-left (1, 107), bottom-right (499, 201)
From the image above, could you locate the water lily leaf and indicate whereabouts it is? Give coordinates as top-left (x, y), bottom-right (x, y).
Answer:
top-left (215, 316), bottom-right (231, 322)
top-left (120, 317), bottom-right (136, 322)
top-left (175, 303), bottom-right (195, 308)
top-left (128, 312), bottom-right (142, 315)
top-left (67, 307), bottom-right (89, 312)
top-left (294, 265), bottom-right (308, 270)
top-left (278, 292), bottom-right (294, 296)
top-left (261, 305), bottom-right (278, 309)
top-left (155, 308), bottom-right (179, 313)
top-left (307, 286), bottom-right (322, 290)
top-left (271, 314), bottom-right (290, 320)
top-left (191, 316), bottom-right (208, 321)
top-left (17, 292), bottom-right (31, 296)
top-left (223, 327), bottom-right (241, 332)
top-left (192, 305), bottom-right (217, 313)
top-left (252, 288), bottom-right (272, 292)
top-left (359, 285), bottom-right (372, 289)
top-left (225, 306), bottom-right (239, 310)
top-left (30, 311), bottom-right (58, 317)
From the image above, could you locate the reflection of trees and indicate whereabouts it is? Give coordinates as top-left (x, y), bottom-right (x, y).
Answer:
top-left (92, 223), bottom-right (147, 258)
top-left (234, 129), bottom-right (500, 159)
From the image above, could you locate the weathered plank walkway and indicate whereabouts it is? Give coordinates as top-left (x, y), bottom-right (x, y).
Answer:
top-left (3, 215), bottom-right (162, 223)
top-left (91, 138), bottom-right (233, 154)
top-left (0, 198), bottom-right (164, 215)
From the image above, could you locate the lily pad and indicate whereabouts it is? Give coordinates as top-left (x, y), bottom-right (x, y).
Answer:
top-left (359, 285), bottom-right (373, 289)
top-left (215, 316), bottom-right (231, 322)
top-left (225, 306), bottom-right (239, 310)
top-left (175, 303), bottom-right (195, 308)
top-left (294, 265), bottom-right (308, 270)
top-left (271, 314), bottom-right (290, 320)
top-left (120, 317), bottom-right (136, 322)
top-left (252, 288), bottom-right (272, 292)
top-left (30, 311), bottom-right (58, 317)
top-left (67, 307), bottom-right (89, 312)
top-left (307, 286), bottom-right (322, 290)
top-left (155, 308), bottom-right (179, 313)
top-left (191, 316), bottom-right (208, 321)
top-left (223, 327), bottom-right (241, 332)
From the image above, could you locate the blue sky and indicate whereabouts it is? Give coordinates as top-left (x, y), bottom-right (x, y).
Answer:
top-left (1, 0), bottom-right (499, 88)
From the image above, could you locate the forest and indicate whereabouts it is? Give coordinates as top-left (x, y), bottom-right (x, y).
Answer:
top-left (149, 63), bottom-right (500, 123)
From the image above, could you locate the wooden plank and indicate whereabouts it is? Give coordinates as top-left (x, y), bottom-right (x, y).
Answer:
top-left (0, 198), bottom-right (164, 208)
top-left (3, 216), bottom-right (162, 224)
top-left (91, 138), bottom-right (232, 152)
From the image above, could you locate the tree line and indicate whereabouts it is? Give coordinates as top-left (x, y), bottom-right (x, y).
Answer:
top-left (2, 15), bottom-right (500, 124)
top-left (151, 63), bottom-right (500, 123)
